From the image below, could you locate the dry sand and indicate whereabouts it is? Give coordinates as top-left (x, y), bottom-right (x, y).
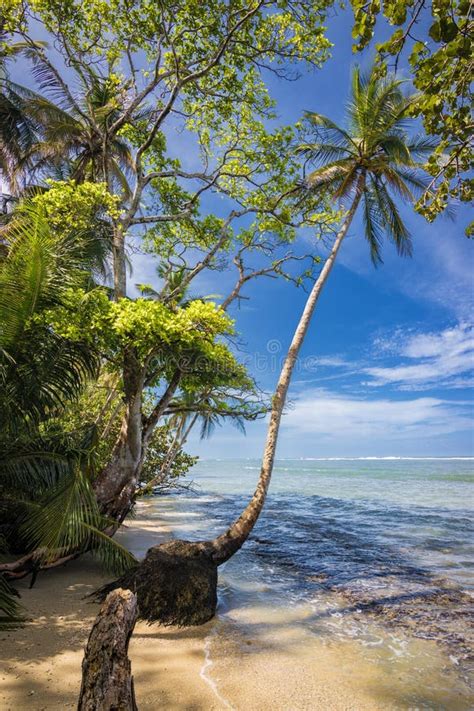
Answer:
top-left (1, 512), bottom-right (472, 710)
top-left (0, 558), bottom-right (391, 710)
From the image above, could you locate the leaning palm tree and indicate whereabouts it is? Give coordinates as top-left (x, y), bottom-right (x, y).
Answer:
top-left (205, 66), bottom-right (435, 558)
top-left (98, 65), bottom-right (435, 626)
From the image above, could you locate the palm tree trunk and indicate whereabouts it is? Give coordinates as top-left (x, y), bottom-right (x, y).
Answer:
top-left (208, 190), bottom-right (363, 565)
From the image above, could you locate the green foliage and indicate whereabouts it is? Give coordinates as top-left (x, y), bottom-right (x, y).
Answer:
top-left (0, 198), bottom-right (102, 426)
top-left (0, 0), bottom-right (342, 561)
top-left (2, 0), bottom-right (338, 262)
top-left (351, 0), bottom-right (473, 230)
top-left (21, 465), bottom-right (136, 573)
top-left (18, 72), bottom-right (135, 192)
top-left (138, 425), bottom-right (198, 492)
top-left (0, 39), bottom-right (40, 191)
top-left (32, 180), bottom-right (120, 232)
top-left (54, 377), bottom-right (199, 490)
top-left (22, 0), bottom-right (333, 69)
top-left (0, 198), bottom-right (134, 583)
top-left (44, 289), bottom-right (248, 388)
top-left (299, 64), bottom-right (430, 263)
top-left (0, 575), bottom-right (24, 627)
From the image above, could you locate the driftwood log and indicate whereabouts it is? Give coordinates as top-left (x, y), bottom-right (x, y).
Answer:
top-left (78, 587), bottom-right (138, 711)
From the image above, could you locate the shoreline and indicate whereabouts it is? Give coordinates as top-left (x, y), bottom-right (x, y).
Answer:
top-left (1, 502), bottom-right (473, 710)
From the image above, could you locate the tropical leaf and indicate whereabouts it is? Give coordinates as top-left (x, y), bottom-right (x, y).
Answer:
top-left (20, 466), bottom-right (137, 575)
top-left (0, 575), bottom-right (24, 628)
top-left (298, 64), bottom-right (429, 261)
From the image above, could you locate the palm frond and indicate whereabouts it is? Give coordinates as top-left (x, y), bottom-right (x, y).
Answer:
top-left (393, 167), bottom-right (430, 196)
top-left (296, 141), bottom-right (352, 166)
top-left (371, 177), bottom-right (413, 257)
top-left (0, 575), bottom-right (24, 627)
top-left (20, 466), bottom-right (136, 575)
top-left (84, 524), bottom-right (137, 575)
top-left (108, 157), bottom-right (132, 198)
top-left (379, 166), bottom-right (414, 201)
top-left (305, 160), bottom-right (353, 192)
top-left (0, 441), bottom-right (70, 491)
top-left (406, 134), bottom-right (439, 160)
top-left (362, 184), bottom-right (385, 265)
top-left (378, 134), bottom-right (412, 165)
top-left (23, 49), bottom-right (80, 113)
top-left (299, 63), bottom-right (430, 262)
top-left (333, 164), bottom-right (359, 201)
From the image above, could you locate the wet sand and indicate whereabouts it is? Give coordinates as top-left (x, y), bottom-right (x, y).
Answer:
top-left (1, 510), bottom-right (473, 710)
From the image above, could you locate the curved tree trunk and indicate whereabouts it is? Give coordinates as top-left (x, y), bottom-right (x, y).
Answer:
top-left (93, 350), bottom-right (145, 520)
top-left (208, 190), bottom-right (362, 565)
top-left (97, 193), bottom-right (362, 625)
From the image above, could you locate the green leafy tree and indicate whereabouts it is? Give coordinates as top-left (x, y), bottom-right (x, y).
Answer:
top-left (351, 0), bottom-right (473, 230)
top-left (98, 64), bottom-right (434, 627)
top-left (3, 0), bottom-right (334, 294)
top-left (1, 0), bottom-right (338, 534)
top-left (1, 2), bottom-right (342, 594)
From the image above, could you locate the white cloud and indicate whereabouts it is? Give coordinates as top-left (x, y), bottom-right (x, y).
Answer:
top-left (365, 323), bottom-right (474, 390)
top-left (402, 324), bottom-right (473, 359)
top-left (314, 356), bottom-right (352, 368)
top-left (283, 388), bottom-right (473, 442)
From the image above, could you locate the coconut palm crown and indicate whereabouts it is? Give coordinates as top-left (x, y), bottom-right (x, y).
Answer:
top-left (22, 70), bottom-right (135, 196)
top-left (298, 64), bottom-right (436, 264)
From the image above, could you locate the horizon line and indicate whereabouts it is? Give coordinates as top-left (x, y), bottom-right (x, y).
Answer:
top-left (197, 456), bottom-right (474, 462)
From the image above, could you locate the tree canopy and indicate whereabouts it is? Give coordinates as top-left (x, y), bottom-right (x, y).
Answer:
top-left (351, 0), bottom-right (473, 232)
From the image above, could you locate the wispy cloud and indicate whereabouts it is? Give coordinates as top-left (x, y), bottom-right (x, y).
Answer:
top-left (314, 356), bottom-right (352, 368)
top-left (365, 323), bottom-right (474, 390)
top-left (283, 388), bottom-right (473, 442)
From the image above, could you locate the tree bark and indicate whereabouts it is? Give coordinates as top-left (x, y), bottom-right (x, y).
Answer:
top-left (93, 352), bottom-right (181, 521)
top-left (93, 350), bottom-right (145, 520)
top-left (78, 588), bottom-right (138, 711)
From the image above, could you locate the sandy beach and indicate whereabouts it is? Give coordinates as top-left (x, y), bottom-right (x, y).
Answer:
top-left (1, 557), bottom-right (462, 711)
top-left (1, 505), bottom-right (472, 711)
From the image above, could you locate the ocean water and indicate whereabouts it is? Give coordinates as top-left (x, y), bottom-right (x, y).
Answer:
top-left (140, 458), bottom-right (474, 707)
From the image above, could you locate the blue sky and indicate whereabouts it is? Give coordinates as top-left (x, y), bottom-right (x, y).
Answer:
top-left (182, 7), bottom-right (474, 458)
top-left (10, 7), bottom-right (474, 458)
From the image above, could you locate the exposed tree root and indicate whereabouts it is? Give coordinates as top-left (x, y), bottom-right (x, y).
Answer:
top-left (94, 539), bottom-right (217, 626)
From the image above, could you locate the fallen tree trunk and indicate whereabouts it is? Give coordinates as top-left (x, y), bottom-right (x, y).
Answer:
top-left (78, 588), bottom-right (138, 711)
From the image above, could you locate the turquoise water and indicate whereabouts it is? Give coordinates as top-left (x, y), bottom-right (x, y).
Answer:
top-left (172, 458), bottom-right (474, 589)
top-left (143, 458), bottom-right (474, 701)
